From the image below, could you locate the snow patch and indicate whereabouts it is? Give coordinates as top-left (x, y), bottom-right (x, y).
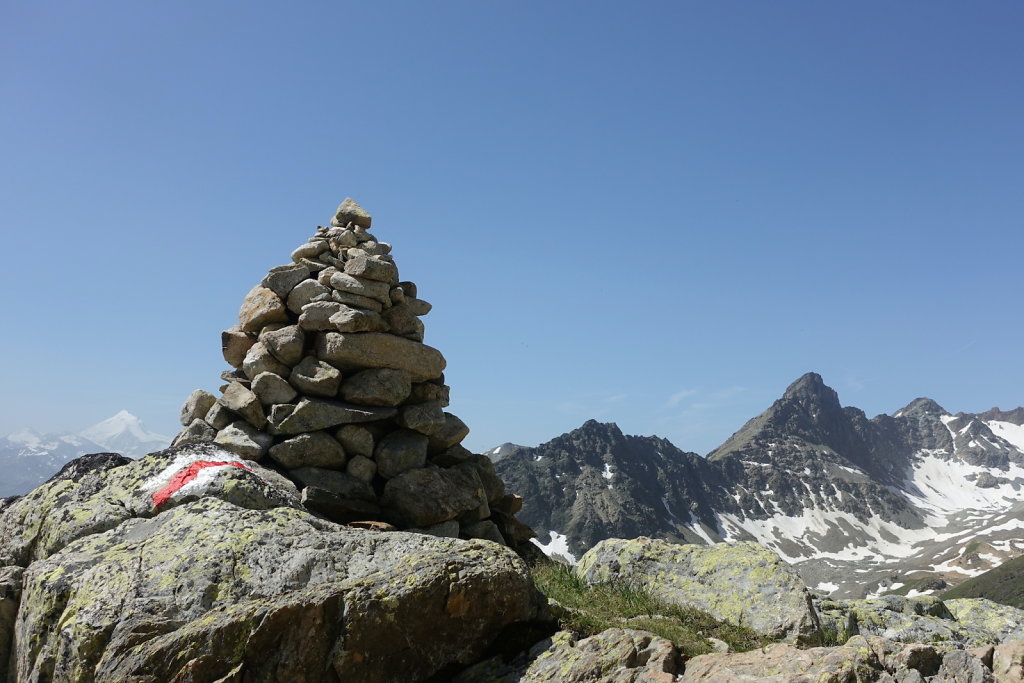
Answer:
top-left (988, 421), bottom-right (1024, 453)
top-left (530, 530), bottom-right (577, 564)
top-left (902, 451), bottom-right (1024, 515)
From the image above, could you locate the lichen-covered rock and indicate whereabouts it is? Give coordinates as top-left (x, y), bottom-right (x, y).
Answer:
top-left (575, 538), bottom-right (821, 644)
top-left (0, 444), bottom-right (297, 569)
top-left (933, 648), bottom-right (995, 682)
top-left (398, 401), bottom-right (447, 435)
top-left (818, 595), bottom-right (996, 650)
top-left (428, 411), bottom-right (471, 453)
top-left (947, 599), bottom-right (1024, 643)
top-left (2, 446), bottom-right (544, 682)
top-left (454, 628), bottom-right (681, 682)
top-left (286, 278), bottom-right (331, 314)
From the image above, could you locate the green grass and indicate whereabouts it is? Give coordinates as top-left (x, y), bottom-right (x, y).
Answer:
top-left (941, 554), bottom-right (1024, 609)
top-left (818, 620), bottom-right (854, 647)
top-left (531, 562), bottom-right (769, 656)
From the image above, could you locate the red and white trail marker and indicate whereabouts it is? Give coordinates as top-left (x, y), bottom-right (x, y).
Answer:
top-left (142, 451), bottom-right (257, 509)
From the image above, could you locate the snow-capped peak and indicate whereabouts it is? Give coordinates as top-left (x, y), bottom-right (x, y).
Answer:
top-left (78, 411), bottom-right (168, 451)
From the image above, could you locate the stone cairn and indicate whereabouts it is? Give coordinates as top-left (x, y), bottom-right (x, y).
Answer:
top-left (172, 198), bottom-right (534, 548)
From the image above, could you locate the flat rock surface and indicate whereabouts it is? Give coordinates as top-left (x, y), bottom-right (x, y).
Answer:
top-left (455, 628), bottom-right (681, 682)
top-left (316, 332), bottom-right (445, 381)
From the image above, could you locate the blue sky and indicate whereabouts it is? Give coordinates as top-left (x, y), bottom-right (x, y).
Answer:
top-left (2, 2), bottom-right (1022, 455)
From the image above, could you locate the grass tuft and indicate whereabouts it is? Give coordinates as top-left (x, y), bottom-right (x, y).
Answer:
top-left (531, 562), bottom-right (769, 656)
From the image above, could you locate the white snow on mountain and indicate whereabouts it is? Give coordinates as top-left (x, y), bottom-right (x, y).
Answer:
top-left (78, 410), bottom-right (170, 458)
top-left (531, 530), bottom-right (578, 564)
top-left (987, 420), bottom-right (1024, 452)
top-left (0, 411), bottom-right (170, 496)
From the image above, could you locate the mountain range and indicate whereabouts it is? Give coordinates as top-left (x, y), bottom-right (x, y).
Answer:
top-left (494, 372), bottom-right (1024, 599)
top-left (0, 410), bottom-right (169, 497)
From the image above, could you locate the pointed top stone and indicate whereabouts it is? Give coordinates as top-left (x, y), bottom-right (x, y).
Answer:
top-left (331, 198), bottom-right (372, 228)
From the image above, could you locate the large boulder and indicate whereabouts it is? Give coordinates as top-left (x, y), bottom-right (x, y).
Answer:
top-left (575, 538), bottom-right (821, 644)
top-left (0, 446), bottom-right (545, 682)
top-left (946, 599), bottom-right (1024, 644)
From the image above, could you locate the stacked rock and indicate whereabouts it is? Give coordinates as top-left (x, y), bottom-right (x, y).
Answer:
top-left (172, 198), bottom-right (533, 548)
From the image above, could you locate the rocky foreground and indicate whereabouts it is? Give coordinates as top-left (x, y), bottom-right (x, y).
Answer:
top-left (3, 449), bottom-right (1024, 681)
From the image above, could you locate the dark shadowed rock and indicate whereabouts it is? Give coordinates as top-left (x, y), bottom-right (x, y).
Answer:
top-left (45, 452), bottom-right (132, 484)
top-left (375, 430), bottom-right (429, 479)
top-left (381, 465), bottom-right (487, 527)
top-left (341, 367), bottom-right (412, 407)
top-left (269, 432), bottom-right (346, 470)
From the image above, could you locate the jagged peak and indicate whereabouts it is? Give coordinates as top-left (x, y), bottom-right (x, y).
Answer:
top-left (780, 372), bottom-right (841, 410)
top-left (976, 406), bottom-right (1024, 425)
top-left (783, 372), bottom-right (826, 395)
top-left (895, 397), bottom-right (947, 418)
top-left (574, 420), bottom-right (624, 437)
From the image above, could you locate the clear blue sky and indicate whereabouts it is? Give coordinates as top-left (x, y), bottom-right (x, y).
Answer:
top-left (2, 2), bottom-right (1022, 455)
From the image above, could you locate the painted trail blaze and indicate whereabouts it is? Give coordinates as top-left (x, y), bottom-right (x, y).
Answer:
top-left (152, 460), bottom-right (252, 508)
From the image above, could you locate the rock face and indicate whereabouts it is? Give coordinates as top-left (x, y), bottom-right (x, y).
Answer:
top-left (171, 198), bottom-right (532, 549)
top-left (575, 537), bottom-right (821, 644)
top-left (0, 444), bottom-right (546, 681)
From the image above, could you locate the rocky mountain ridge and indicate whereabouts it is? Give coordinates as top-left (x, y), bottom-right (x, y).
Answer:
top-left (496, 373), bottom-right (1024, 597)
